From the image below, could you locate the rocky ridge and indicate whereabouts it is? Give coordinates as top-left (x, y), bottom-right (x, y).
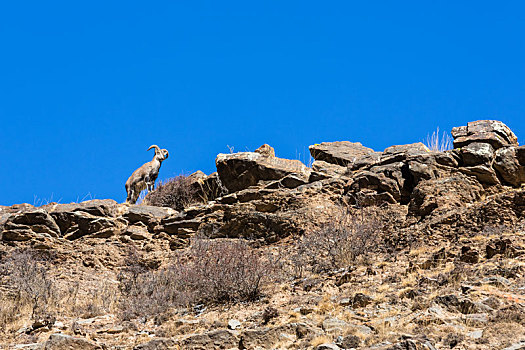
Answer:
top-left (1, 120), bottom-right (525, 349)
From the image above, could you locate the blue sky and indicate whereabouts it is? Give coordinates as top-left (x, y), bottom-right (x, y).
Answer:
top-left (1, 1), bottom-right (524, 205)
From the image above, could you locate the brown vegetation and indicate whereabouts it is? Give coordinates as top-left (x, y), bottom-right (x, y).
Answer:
top-left (143, 175), bottom-right (198, 210)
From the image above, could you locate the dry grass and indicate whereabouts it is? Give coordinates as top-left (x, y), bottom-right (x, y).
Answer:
top-left (425, 127), bottom-right (453, 152)
top-left (310, 335), bottom-right (332, 347)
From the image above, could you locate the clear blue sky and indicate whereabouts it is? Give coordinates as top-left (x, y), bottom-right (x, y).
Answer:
top-left (1, 1), bottom-right (524, 205)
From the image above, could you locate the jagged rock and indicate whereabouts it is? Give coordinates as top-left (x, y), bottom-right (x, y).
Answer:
top-left (346, 170), bottom-right (403, 203)
top-left (3, 210), bottom-right (60, 241)
top-left (201, 208), bottom-right (301, 243)
top-left (345, 143), bottom-right (442, 206)
top-left (452, 120), bottom-right (518, 149)
top-left (197, 172), bottom-right (225, 201)
top-left (280, 174), bottom-right (309, 189)
top-left (461, 142), bottom-right (495, 166)
top-left (44, 334), bottom-right (102, 350)
top-left (44, 199), bottom-right (120, 218)
top-left (407, 158), bottom-right (440, 185)
top-left (236, 189), bottom-right (263, 203)
top-left (316, 344), bottom-right (341, 350)
top-left (133, 338), bottom-right (177, 350)
top-left (349, 152), bottom-right (383, 170)
top-left (459, 165), bottom-right (500, 185)
top-left (158, 217), bottom-right (201, 235)
top-left (124, 205), bottom-right (175, 231)
top-left (384, 337), bottom-right (437, 350)
top-left (336, 334), bottom-right (361, 349)
top-left (352, 293), bottom-right (373, 307)
top-left (179, 329), bottom-right (238, 350)
top-left (227, 319), bottom-right (241, 330)
top-left (322, 318), bottom-right (348, 333)
top-left (311, 160), bottom-right (348, 178)
top-left (384, 142), bottom-right (429, 156)
top-left (494, 146), bottom-right (525, 186)
top-left (216, 149), bottom-right (311, 192)
top-left (64, 212), bottom-right (127, 240)
top-left (309, 141), bottom-right (375, 166)
top-left (240, 323), bottom-right (312, 349)
top-left (46, 200), bottom-right (122, 236)
top-left (124, 224), bottom-right (151, 240)
top-left (460, 246), bottom-right (479, 263)
top-left (186, 171), bottom-right (225, 202)
top-left (486, 238), bottom-right (524, 259)
top-left (408, 173), bottom-right (484, 217)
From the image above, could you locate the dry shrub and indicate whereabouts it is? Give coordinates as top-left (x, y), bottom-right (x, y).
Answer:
top-left (292, 206), bottom-right (382, 276)
top-left (144, 175), bottom-right (197, 210)
top-left (0, 249), bottom-right (57, 330)
top-left (118, 238), bottom-right (271, 321)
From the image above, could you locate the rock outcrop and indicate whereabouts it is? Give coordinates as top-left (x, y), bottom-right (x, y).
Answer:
top-left (216, 147), bottom-right (311, 192)
top-left (309, 141), bottom-right (376, 166)
top-left (2, 120), bottom-right (524, 249)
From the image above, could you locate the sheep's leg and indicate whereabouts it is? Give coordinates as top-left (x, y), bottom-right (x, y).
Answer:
top-left (126, 188), bottom-right (132, 203)
top-left (129, 188), bottom-right (138, 204)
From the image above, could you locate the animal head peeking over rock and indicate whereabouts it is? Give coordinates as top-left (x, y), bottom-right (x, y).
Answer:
top-left (125, 145), bottom-right (169, 204)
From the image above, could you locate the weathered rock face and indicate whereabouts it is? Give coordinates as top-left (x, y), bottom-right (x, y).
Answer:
top-left (461, 142), bottom-right (495, 166)
top-left (2, 210), bottom-right (60, 241)
top-left (309, 141), bottom-right (376, 166)
top-left (494, 146), bottom-right (525, 186)
top-left (345, 143), bottom-right (443, 205)
top-left (450, 121), bottom-right (523, 186)
top-left (452, 120), bottom-right (518, 149)
top-left (184, 171), bottom-right (225, 202)
top-left (216, 149), bottom-right (311, 193)
top-left (2, 120), bottom-right (524, 251)
top-left (44, 333), bottom-right (102, 350)
top-left (408, 173), bottom-right (484, 217)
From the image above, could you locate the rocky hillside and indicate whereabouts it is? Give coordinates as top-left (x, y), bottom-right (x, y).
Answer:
top-left (1, 120), bottom-right (525, 349)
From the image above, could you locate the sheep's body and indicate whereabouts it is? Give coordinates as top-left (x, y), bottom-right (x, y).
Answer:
top-left (125, 145), bottom-right (169, 204)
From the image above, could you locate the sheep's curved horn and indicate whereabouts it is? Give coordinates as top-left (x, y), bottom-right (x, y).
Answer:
top-left (147, 145), bottom-right (161, 156)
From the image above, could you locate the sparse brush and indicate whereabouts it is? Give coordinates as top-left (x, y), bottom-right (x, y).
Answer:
top-left (143, 175), bottom-right (198, 210)
top-left (425, 127), bottom-right (453, 152)
top-left (118, 238), bottom-right (274, 322)
top-left (0, 249), bottom-right (57, 331)
top-left (291, 206), bottom-right (382, 277)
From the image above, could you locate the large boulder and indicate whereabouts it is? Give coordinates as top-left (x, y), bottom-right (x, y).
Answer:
top-left (45, 200), bottom-right (122, 235)
top-left (346, 143), bottom-right (434, 205)
top-left (179, 329), bottom-right (239, 350)
top-left (2, 210), bottom-right (60, 241)
top-left (408, 173), bottom-right (484, 217)
top-left (216, 148), bottom-right (311, 193)
top-left (309, 141), bottom-right (376, 166)
top-left (56, 211), bottom-right (127, 240)
top-left (494, 146), bottom-right (525, 186)
top-left (44, 333), bottom-right (102, 350)
top-left (124, 205), bottom-right (176, 231)
top-left (452, 120), bottom-right (518, 149)
top-left (187, 171), bottom-right (225, 202)
top-left (461, 142), bottom-right (495, 166)
top-left (350, 143), bottom-right (429, 171)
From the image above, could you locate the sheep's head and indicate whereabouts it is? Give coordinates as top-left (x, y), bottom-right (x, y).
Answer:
top-left (148, 145), bottom-right (169, 161)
